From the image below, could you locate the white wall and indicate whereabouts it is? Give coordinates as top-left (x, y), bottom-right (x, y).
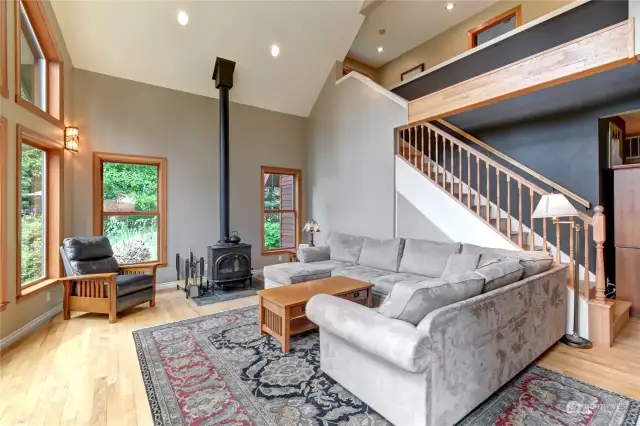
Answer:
top-left (396, 193), bottom-right (451, 242)
top-left (306, 69), bottom-right (407, 243)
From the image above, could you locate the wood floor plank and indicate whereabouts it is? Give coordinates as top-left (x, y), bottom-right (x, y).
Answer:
top-left (1, 289), bottom-right (638, 426)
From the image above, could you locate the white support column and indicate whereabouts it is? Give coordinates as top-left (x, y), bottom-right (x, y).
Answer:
top-left (631, 2), bottom-right (640, 57)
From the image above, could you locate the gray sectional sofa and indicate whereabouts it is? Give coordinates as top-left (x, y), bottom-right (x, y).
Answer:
top-left (263, 232), bottom-right (568, 426)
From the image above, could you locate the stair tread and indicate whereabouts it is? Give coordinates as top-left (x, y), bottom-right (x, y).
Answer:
top-left (614, 300), bottom-right (632, 317)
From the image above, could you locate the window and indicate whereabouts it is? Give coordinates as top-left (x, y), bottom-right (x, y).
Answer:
top-left (261, 166), bottom-right (302, 254)
top-left (468, 6), bottom-right (522, 49)
top-left (93, 153), bottom-right (167, 266)
top-left (16, 125), bottom-right (63, 298)
top-left (15, 0), bottom-right (63, 125)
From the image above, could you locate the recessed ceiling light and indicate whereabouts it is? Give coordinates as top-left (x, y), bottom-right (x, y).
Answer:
top-left (177, 10), bottom-right (189, 26)
top-left (377, 46), bottom-right (384, 53)
top-left (270, 44), bottom-right (280, 58)
top-left (445, 3), bottom-right (455, 11)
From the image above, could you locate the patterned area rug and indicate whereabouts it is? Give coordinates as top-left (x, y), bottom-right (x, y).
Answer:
top-left (191, 278), bottom-right (264, 306)
top-left (133, 306), bottom-right (640, 426)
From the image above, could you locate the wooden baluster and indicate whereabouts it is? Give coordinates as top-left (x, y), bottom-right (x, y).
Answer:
top-left (569, 218), bottom-right (575, 287)
top-left (450, 140), bottom-right (455, 195)
top-left (427, 129), bottom-right (432, 177)
top-left (420, 127), bottom-right (424, 174)
top-left (507, 175), bottom-right (512, 241)
top-left (543, 217), bottom-right (548, 252)
top-left (458, 145), bottom-right (462, 202)
top-left (593, 206), bottom-right (606, 301)
top-left (435, 135), bottom-right (439, 184)
top-left (486, 163), bottom-right (490, 222)
top-left (584, 222), bottom-right (590, 290)
top-left (476, 157), bottom-right (480, 216)
top-left (467, 150), bottom-right (471, 209)
top-left (496, 169), bottom-right (501, 233)
top-left (518, 181), bottom-right (523, 248)
top-left (414, 128), bottom-right (418, 169)
top-left (556, 220), bottom-right (561, 263)
top-left (530, 190), bottom-right (535, 250)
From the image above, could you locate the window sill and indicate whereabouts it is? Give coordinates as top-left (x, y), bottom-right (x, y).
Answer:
top-left (17, 278), bottom-right (60, 302)
top-left (0, 302), bottom-right (8, 312)
top-left (261, 248), bottom-right (297, 256)
top-left (16, 98), bottom-right (63, 129)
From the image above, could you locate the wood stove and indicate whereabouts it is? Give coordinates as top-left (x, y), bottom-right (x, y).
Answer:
top-left (207, 243), bottom-right (252, 287)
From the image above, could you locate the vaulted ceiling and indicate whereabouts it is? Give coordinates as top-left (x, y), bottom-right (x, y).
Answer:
top-left (51, 0), bottom-right (365, 117)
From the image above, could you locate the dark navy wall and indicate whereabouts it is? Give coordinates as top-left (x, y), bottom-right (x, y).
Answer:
top-left (393, 0), bottom-right (628, 102)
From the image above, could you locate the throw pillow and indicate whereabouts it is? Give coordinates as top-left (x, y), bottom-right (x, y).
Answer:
top-left (377, 272), bottom-right (485, 325)
top-left (441, 252), bottom-right (480, 278)
top-left (475, 258), bottom-right (524, 293)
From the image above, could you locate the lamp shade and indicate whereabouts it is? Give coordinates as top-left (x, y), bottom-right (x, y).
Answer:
top-left (531, 193), bottom-right (578, 218)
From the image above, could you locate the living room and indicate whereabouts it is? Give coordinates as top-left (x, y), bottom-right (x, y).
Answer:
top-left (1, 0), bottom-right (640, 425)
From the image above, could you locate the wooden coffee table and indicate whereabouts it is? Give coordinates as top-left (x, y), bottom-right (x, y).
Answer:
top-left (257, 276), bottom-right (373, 352)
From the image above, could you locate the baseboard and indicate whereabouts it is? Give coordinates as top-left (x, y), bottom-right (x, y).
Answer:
top-left (0, 304), bottom-right (62, 352)
top-left (156, 281), bottom-right (180, 292)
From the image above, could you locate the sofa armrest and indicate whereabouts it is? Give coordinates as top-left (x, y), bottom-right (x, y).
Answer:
top-left (297, 246), bottom-right (330, 263)
top-left (120, 263), bottom-right (158, 275)
top-left (306, 294), bottom-right (430, 373)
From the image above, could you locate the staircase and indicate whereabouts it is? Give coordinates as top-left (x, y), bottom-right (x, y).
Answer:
top-left (395, 119), bottom-right (632, 347)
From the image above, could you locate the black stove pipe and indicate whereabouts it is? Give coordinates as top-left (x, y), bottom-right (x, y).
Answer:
top-left (212, 57), bottom-right (236, 243)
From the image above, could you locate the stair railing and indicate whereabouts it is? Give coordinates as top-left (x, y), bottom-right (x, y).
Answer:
top-left (395, 121), bottom-right (603, 299)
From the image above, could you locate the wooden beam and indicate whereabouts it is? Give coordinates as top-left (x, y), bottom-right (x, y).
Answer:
top-left (408, 20), bottom-right (637, 124)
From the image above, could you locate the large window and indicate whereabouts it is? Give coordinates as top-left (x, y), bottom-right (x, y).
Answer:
top-left (16, 125), bottom-right (63, 298)
top-left (261, 166), bottom-right (302, 254)
top-left (15, 0), bottom-right (63, 125)
top-left (468, 6), bottom-right (522, 49)
top-left (93, 153), bottom-right (167, 266)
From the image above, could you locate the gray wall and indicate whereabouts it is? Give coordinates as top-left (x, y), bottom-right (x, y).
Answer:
top-left (72, 70), bottom-right (307, 283)
top-left (396, 193), bottom-right (452, 243)
top-left (306, 71), bottom-right (406, 243)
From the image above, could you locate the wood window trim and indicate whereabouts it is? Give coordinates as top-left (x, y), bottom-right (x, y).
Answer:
top-left (260, 166), bottom-right (302, 256)
top-left (92, 152), bottom-right (167, 267)
top-left (0, 0), bottom-right (8, 98)
top-left (16, 125), bottom-right (64, 301)
top-left (468, 5), bottom-right (522, 49)
top-left (14, 0), bottom-right (64, 128)
top-left (0, 118), bottom-right (7, 309)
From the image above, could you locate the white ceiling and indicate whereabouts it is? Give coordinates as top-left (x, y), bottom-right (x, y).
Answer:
top-left (349, 0), bottom-right (497, 68)
top-left (51, 0), bottom-right (365, 117)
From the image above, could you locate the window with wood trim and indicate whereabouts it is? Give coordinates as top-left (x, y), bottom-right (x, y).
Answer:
top-left (468, 6), bottom-right (522, 49)
top-left (17, 125), bottom-right (63, 298)
top-left (261, 167), bottom-right (302, 254)
top-left (15, 0), bottom-right (63, 126)
top-left (93, 153), bottom-right (167, 266)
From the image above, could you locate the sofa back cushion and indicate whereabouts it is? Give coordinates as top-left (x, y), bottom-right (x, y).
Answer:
top-left (60, 236), bottom-right (121, 276)
top-left (475, 258), bottom-right (524, 293)
top-left (357, 237), bottom-right (404, 272)
top-left (399, 239), bottom-right (461, 278)
top-left (328, 232), bottom-right (365, 263)
top-left (461, 244), bottom-right (554, 278)
top-left (441, 253), bottom-right (480, 278)
top-left (377, 272), bottom-right (485, 325)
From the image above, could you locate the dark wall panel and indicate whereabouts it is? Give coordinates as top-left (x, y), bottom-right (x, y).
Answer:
top-left (393, 0), bottom-right (628, 102)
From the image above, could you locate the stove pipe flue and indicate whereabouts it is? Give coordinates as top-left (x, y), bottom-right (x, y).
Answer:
top-left (212, 57), bottom-right (236, 243)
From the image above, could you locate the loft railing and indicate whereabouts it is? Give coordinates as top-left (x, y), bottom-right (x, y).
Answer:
top-left (395, 121), bottom-right (608, 301)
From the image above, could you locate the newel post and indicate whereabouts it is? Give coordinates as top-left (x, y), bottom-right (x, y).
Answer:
top-left (592, 205), bottom-right (607, 302)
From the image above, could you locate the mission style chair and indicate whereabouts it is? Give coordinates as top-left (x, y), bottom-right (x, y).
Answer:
top-left (59, 236), bottom-right (157, 323)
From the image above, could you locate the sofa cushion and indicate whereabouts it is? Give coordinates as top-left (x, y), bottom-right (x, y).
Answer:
top-left (377, 272), bottom-right (485, 325)
top-left (328, 232), bottom-right (365, 263)
top-left (62, 236), bottom-right (114, 261)
top-left (114, 274), bottom-right (154, 297)
top-left (332, 265), bottom-right (389, 283)
top-left (462, 244), bottom-right (554, 278)
top-left (297, 246), bottom-right (330, 263)
top-left (398, 239), bottom-right (461, 278)
top-left (263, 260), bottom-right (351, 285)
top-left (441, 253), bottom-right (480, 278)
top-left (357, 237), bottom-right (403, 272)
top-left (475, 258), bottom-right (524, 293)
top-left (370, 273), bottom-right (426, 296)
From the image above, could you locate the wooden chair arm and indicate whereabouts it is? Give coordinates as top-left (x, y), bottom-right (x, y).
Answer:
top-left (119, 263), bottom-right (158, 275)
top-left (59, 273), bottom-right (118, 282)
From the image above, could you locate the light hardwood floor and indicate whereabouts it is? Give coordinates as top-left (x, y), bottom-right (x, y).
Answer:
top-left (0, 289), bottom-right (638, 426)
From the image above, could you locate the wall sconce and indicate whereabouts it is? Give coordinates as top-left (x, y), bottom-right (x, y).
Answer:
top-left (64, 126), bottom-right (79, 153)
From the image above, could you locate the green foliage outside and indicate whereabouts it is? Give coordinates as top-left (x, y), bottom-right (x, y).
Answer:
top-left (102, 163), bottom-right (158, 263)
top-left (21, 145), bottom-right (45, 284)
top-left (264, 186), bottom-right (281, 249)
